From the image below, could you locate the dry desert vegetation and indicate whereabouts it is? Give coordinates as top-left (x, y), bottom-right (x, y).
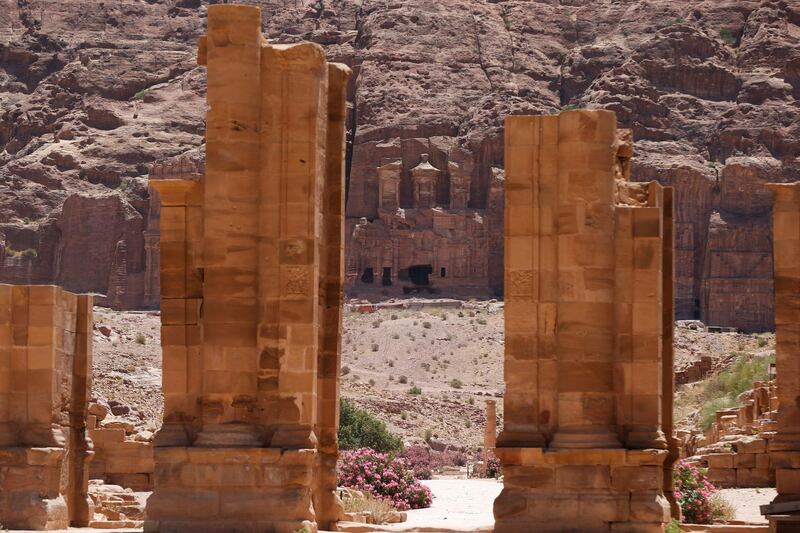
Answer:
top-left (91, 300), bottom-right (775, 451)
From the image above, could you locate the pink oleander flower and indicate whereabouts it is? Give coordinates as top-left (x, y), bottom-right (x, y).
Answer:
top-left (674, 460), bottom-right (718, 523)
top-left (337, 447), bottom-right (433, 510)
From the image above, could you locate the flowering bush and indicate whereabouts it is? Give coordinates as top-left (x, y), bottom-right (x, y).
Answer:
top-left (484, 450), bottom-right (502, 478)
top-left (399, 445), bottom-right (434, 479)
top-left (338, 448), bottom-right (433, 510)
top-left (399, 445), bottom-right (469, 480)
top-left (674, 460), bottom-right (717, 523)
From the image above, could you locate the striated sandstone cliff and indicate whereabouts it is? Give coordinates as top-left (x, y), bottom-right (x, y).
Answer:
top-left (1, 0), bottom-right (799, 329)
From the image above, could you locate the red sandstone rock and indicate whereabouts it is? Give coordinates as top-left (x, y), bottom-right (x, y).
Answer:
top-left (1, 1), bottom-right (799, 330)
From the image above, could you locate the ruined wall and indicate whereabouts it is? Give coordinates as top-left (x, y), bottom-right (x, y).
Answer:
top-left (0, 285), bottom-right (93, 530)
top-left (689, 381), bottom-right (777, 488)
top-left (495, 110), bottom-right (674, 532)
top-left (766, 182), bottom-right (800, 518)
top-left (145, 6), bottom-right (349, 532)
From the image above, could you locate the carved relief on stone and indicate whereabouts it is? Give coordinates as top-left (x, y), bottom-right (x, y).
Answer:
top-left (378, 159), bottom-right (402, 212)
top-left (411, 154), bottom-right (439, 209)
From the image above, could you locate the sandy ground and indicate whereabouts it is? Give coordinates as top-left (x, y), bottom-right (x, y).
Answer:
top-left (719, 488), bottom-right (776, 523)
top-left (8, 485), bottom-right (775, 532)
top-left (380, 479), bottom-right (500, 532)
top-left (354, 483), bottom-right (774, 532)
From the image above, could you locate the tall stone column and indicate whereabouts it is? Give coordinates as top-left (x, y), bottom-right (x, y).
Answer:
top-left (495, 110), bottom-right (672, 533)
top-left (767, 183), bottom-right (800, 514)
top-left (0, 285), bottom-right (93, 530)
top-left (314, 63), bottom-right (351, 527)
top-left (661, 187), bottom-right (681, 518)
top-left (485, 399), bottom-right (497, 450)
top-left (145, 5), bottom-right (350, 532)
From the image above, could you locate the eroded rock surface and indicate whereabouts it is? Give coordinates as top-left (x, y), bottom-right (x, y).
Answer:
top-left (1, 0), bottom-right (799, 329)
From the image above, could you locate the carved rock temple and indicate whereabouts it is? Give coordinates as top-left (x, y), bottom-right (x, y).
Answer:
top-left (345, 149), bottom-right (505, 297)
top-left (496, 110), bottom-right (677, 532)
top-left (143, 5), bottom-right (349, 532)
top-left (0, 285), bottom-right (93, 529)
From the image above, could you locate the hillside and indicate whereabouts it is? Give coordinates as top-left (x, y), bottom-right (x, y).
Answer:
top-left (1, 1), bottom-right (799, 329)
top-left (92, 303), bottom-right (774, 450)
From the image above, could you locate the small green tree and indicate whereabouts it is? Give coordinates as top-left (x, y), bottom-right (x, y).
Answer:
top-left (339, 399), bottom-right (403, 453)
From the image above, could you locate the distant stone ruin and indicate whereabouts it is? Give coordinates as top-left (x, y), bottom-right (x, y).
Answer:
top-left (143, 5), bottom-right (350, 532)
top-left (496, 110), bottom-right (678, 531)
top-left (0, 285), bottom-right (93, 529)
top-left (346, 150), bottom-right (504, 298)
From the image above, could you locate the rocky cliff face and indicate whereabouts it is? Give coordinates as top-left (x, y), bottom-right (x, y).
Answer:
top-left (1, 0), bottom-right (798, 329)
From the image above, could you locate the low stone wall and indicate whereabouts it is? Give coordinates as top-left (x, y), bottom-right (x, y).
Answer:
top-left (704, 437), bottom-right (774, 488)
top-left (684, 380), bottom-right (777, 488)
top-left (89, 423), bottom-right (154, 490)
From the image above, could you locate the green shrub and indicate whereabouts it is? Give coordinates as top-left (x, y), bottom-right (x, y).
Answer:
top-left (449, 379), bottom-right (463, 389)
top-left (399, 375), bottom-right (408, 384)
top-left (408, 386), bottom-right (422, 395)
top-left (422, 321), bottom-right (432, 329)
top-left (697, 354), bottom-right (773, 430)
top-left (339, 399), bottom-right (403, 453)
top-left (665, 519), bottom-right (682, 533)
top-left (699, 396), bottom-right (739, 431)
top-left (135, 333), bottom-right (146, 345)
top-left (719, 28), bottom-right (736, 46)
top-left (6, 247), bottom-right (38, 259)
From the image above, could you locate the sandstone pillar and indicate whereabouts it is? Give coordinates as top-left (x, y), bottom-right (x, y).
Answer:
top-left (0, 285), bottom-right (93, 530)
top-left (485, 399), bottom-right (497, 451)
top-left (766, 183), bottom-right (800, 513)
top-left (145, 5), bottom-right (350, 532)
top-left (314, 63), bottom-right (350, 527)
top-left (661, 187), bottom-right (681, 518)
top-left (496, 110), bottom-right (672, 533)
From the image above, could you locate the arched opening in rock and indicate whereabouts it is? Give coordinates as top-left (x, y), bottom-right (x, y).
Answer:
top-left (382, 267), bottom-right (392, 286)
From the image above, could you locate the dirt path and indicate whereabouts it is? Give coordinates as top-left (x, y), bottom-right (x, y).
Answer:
top-left (719, 488), bottom-right (775, 523)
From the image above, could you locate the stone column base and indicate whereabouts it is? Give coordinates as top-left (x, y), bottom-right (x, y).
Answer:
top-left (144, 447), bottom-right (319, 533)
top-left (0, 447), bottom-right (70, 530)
top-left (494, 447), bottom-right (669, 533)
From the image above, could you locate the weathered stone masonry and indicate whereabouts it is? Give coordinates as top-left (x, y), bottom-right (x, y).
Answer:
top-left (765, 183), bottom-right (800, 529)
top-left (0, 285), bottom-right (93, 530)
top-left (496, 110), bottom-right (675, 532)
top-left (144, 5), bottom-right (350, 532)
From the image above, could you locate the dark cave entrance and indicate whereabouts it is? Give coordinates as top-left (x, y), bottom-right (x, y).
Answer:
top-left (361, 268), bottom-right (374, 284)
top-left (408, 264), bottom-right (433, 286)
top-left (382, 267), bottom-right (392, 286)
